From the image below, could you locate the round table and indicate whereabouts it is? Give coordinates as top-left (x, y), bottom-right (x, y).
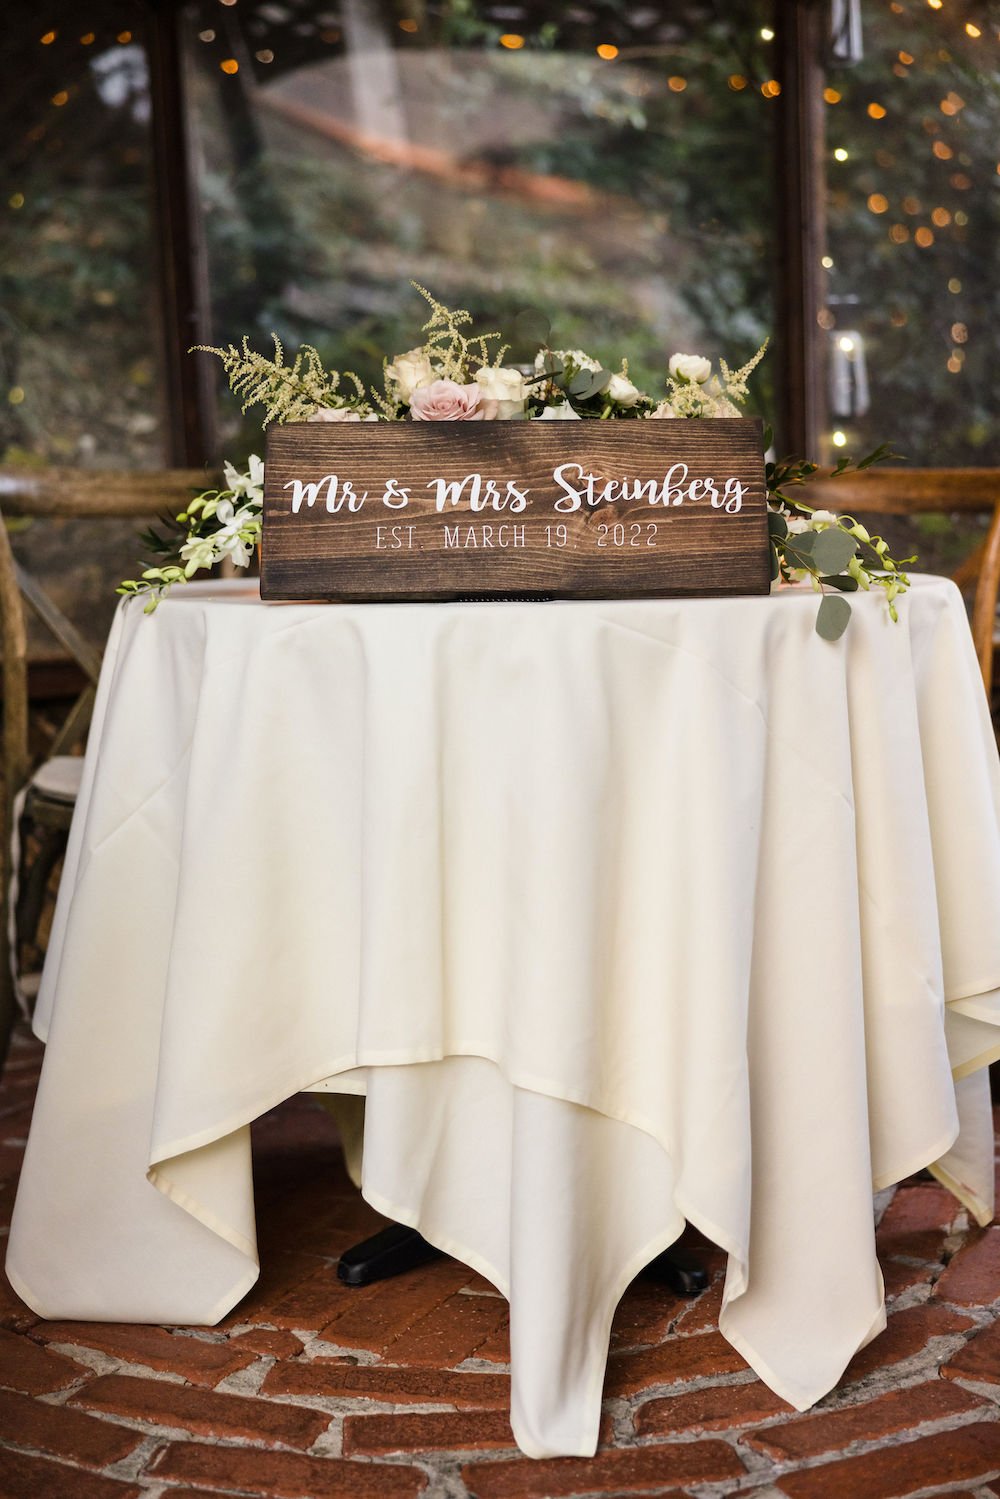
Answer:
top-left (8, 575), bottom-right (1000, 1458)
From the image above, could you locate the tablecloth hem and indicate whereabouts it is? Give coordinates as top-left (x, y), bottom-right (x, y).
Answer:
top-left (926, 1160), bottom-right (994, 1228)
top-left (4, 1259), bottom-right (260, 1329)
top-left (870, 1122), bottom-right (960, 1195)
top-left (148, 1047), bottom-right (681, 1184)
top-left (952, 1041), bottom-right (1000, 1082)
top-left (147, 1164), bottom-right (258, 1263)
top-left (718, 1296), bottom-right (888, 1414)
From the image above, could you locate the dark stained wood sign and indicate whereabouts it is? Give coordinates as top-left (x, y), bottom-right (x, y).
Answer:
top-left (260, 419), bottom-right (770, 601)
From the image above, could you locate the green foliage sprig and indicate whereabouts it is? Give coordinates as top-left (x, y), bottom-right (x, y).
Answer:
top-left (192, 335), bottom-right (369, 425)
top-left (765, 435), bottom-right (913, 639)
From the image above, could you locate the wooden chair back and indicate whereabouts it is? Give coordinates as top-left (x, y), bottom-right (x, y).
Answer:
top-left (0, 465), bottom-right (218, 830)
top-left (799, 468), bottom-right (1000, 692)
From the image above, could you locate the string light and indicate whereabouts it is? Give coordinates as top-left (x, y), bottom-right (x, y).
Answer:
top-left (889, 224), bottom-right (910, 243)
top-left (116, 31), bottom-right (132, 43)
top-left (40, 30), bottom-right (56, 44)
top-left (760, 79), bottom-right (781, 97)
top-left (932, 140), bottom-right (953, 159)
top-left (947, 353), bottom-right (963, 373)
top-left (867, 102), bottom-right (887, 119)
top-left (51, 91), bottom-right (68, 106)
top-left (728, 74), bottom-right (748, 90)
top-left (220, 58), bottom-right (239, 73)
top-left (821, 255), bottom-right (834, 268)
top-left (669, 76), bottom-right (688, 91)
top-left (596, 44), bottom-right (618, 59)
top-left (898, 51), bottom-right (914, 64)
top-left (927, 0), bottom-right (942, 9)
top-left (398, 18), bottom-right (418, 32)
top-left (951, 322), bottom-right (968, 343)
top-left (931, 206), bottom-right (951, 226)
top-left (824, 87), bottom-right (842, 104)
top-left (199, 30), bottom-right (216, 41)
top-left (867, 193), bottom-right (889, 213)
top-left (838, 336), bottom-right (856, 352)
top-left (948, 278), bottom-right (962, 292)
top-left (8, 193), bottom-right (24, 209)
top-left (954, 209), bottom-right (969, 225)
top-left (832, 431), bottom-right (848, 447)
top-left (914, 226), bottom-right (935, 246)
top-left (950, 173), bottom-right (972, 189)
top-left (8, 386), bottom-right (26, 406)
top-left (499, 34), bottom-right (524, 49)
top-left (255, 49), bottom-right (274, 62)
top-left (833, 147), bottom-right (849, 161)
top-left (79, 32), bottom-right (95, 44)
top-left (760, 26), bottom-right (775, 40)
top-left (965, 21), bottom-right (981, 36)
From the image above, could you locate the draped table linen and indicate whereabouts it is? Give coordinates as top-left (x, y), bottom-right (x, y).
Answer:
top-left (8, 574), bottom-right (1000, 1458)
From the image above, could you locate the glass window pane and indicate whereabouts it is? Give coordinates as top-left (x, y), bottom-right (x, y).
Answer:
top-left (1, 4), bottom-right (168, 661)
top-left (183, 0), bottom-right (776, 455)
top-left (1, 3), bottom-right (167, 469)
top-left (822, 2), bottom-right (999, 467)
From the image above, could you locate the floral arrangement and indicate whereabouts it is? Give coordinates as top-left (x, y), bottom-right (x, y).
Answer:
top-left (119, 285), bottom-right (910, 638)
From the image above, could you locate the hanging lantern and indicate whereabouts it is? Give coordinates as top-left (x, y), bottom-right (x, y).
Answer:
top-left (829, 330), bottom-right (870, 417)
top-left (830, 0), bottom-right (864, 65)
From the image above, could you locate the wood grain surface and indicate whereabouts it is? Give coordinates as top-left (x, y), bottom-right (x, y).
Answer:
top-left (261, 420), bottom-right (770, 601)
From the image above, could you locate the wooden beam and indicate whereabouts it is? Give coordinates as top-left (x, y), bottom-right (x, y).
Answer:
top-left (774, 0), bottom-right (827, 456)
top-left (0, 466), bottom-right (220, 519)
top-left (146, 0), bottom-right (216, 465)
top-left (797, 468), bottom-right (1000, 513)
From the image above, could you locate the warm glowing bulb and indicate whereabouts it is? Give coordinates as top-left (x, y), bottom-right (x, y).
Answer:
top-left (220, 57), bottom-right (239, 73)
top-left (596, 43), bottom-right (618, 59)
top-left (398, 18), bottom-right (418, 32)
top-left (40, 30), bottom-right (56, 44)
top-left (824, 87), bottom-right (842, 104)
top-left (867, 102), bottom-right (887, 119)
top-left (833, 147), bottom-right (849, 161)
top-left (51, 90), bottom-right (68, 106)
top-left (728, 74), bottom-right (747, 90)
top-left (965, 21), bottom-right (980, 35)
top-left (838, 336), bottom-right (856, 353)
top-left (821, 255), bottom-right (834, 268)
top-left (79, 31), bottom-right (95, 44)
top-left (9, 192), bottom-right (25, 209)
top-left (668, 75), bottom-right (688, 91)
top-left (867, 193), bottom-right (889, 213)
top-left (760, 26), bottom-right (775, 40)
top-left (948, 277), bottom-right (962, 293)
top-left (832, 431), bottom-right (848, 447)
top-left (499, 33), bottom-right (525, 49)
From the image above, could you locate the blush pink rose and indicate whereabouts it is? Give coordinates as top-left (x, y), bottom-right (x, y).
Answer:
top-left (409, 379), bottom-right (496, 420)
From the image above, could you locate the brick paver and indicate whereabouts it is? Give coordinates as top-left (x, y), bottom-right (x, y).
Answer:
top-left (1, 1026), bottom-right (999, 1499)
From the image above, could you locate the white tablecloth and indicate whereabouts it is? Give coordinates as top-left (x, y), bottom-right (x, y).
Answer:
top-left (8, 576), bottom-right (1000, 1458)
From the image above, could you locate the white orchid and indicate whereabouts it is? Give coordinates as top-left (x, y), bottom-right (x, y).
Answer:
top-left (223, 453), bottom-right (265, 503)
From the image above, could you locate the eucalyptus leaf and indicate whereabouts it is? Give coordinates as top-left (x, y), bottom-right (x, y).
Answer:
top-left (767, 511), bottom-right (788, 541)
top-left (816, 594), bottom-right (852, 640)
top-left (783, 531), bottom-right (816, 562)
top-left (820, 573), bottom-right (859, 592)
top-left (812, 527), bottom-right (857, 575)
top-left (770, 543), bottom-right (780, 582)
top-left (512, 307), bottom-right (552, 349)
top-left (540, 352), bottom-right (564, 377)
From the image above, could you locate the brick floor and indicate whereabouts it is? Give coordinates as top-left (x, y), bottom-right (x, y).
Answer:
top-left (0, 1024), bottom-right (998, 1499)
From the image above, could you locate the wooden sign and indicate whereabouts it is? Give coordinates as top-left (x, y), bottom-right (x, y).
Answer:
top-left (260, 419), bottom-right (770, 602)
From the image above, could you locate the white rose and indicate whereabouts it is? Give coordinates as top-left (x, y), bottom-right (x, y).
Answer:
top-left (607, 372), bottom-right (641, 407)
top-left (307, 407), bottom-right (377, 422)
top-left (668, 353), bottom-right (713, 384)
top-left (535, 403), bottom-right (581, 420)
top-left (386, 347), bottom-right (436, 402)
top-left (647, 401), bottom-right (678, 419)
top-left (785, 516), bottom-right (811, 534)
top-left (475, 365), bottom-right (526, 420)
